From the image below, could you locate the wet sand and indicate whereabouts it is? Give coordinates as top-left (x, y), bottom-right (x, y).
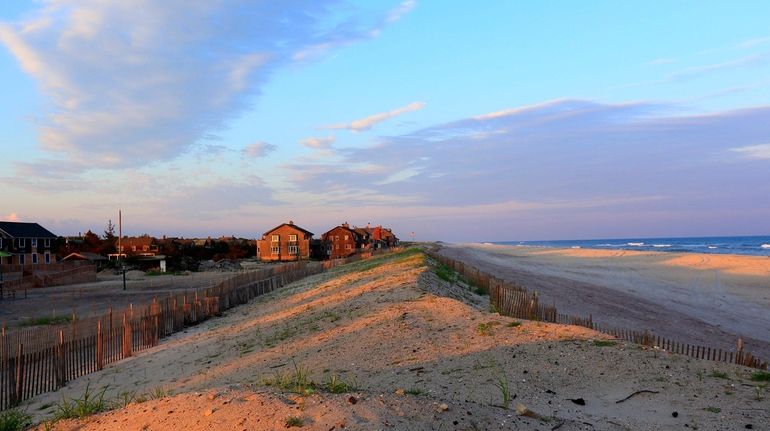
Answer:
top-left (438, 243), bottom-right (770, 359)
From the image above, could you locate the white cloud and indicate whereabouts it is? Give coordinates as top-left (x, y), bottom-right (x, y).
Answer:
top-left (300, 135), bottom-right (335, 149)
top-left (731, 143), bottom-right (770, 160)
top-left (323, 101), bottom-right (425, 131)
top-left (242, 142), bottom-right (277, 158)
top-left (2, 213), bottom-right (20, 222)
top-left (0, 1), bottom-right (398, 174)
top-left (386, 0), bottom-right (416, 23)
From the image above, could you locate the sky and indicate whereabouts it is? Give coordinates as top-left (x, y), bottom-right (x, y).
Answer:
top-left (1, 1), bottom-right (769, 242)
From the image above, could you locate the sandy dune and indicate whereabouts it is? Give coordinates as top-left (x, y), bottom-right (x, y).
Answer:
top-left (26, 250), bottom-right (769, 430)
top-left (440, 243), bottom-right (770, 359)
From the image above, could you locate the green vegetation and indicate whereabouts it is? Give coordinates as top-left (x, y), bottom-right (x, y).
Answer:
top-left (495, 372), bottom-right (511, 410)
top-left (146, 386), bottom-right (173, 400)
top-left (405, 388), bottom-right (423, 396)
top-left (593, 340), bottom-right (618, 347)
top-left (53, 384), bottom-right (108, 420)
top-left (19, 315), bottom-right (72, 327)
top-left (476, 322), bottom-right (499, 336)
top-left (323, 373), bottom-right (356, 394)
top-left (285, 416), bottom-right (304, 427)
top-left (339, 247), bottom-right (422, 274)
top-left (263, 361), bottom-right (313, 395)
top-left (434, 261), bottom-right (455, 282)
top-left (109, 391), bottom-right (137, 409)
top-left (506, 321), bottom-right (522, 328)
top-left (704, 406), bottom-right (721, 413)
top-left (474, 286), bottom-right (488, 296)
top-left (750, 371), bottom-right (770, 382)
top-left (708, 370), bottom-right (729, 379)
top-left (0, 408), bottom-right (32, 431)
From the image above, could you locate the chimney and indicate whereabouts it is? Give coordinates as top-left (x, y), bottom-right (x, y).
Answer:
top-left (342, 222), bottom-right (349, 228)
top-left (366, 223), bottom-right (371, 229)
top-left (289, 220), bottom-right (294, 225)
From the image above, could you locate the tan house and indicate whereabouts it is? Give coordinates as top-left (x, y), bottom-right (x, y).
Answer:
top-left (256, 221), bottom-right (313, 261)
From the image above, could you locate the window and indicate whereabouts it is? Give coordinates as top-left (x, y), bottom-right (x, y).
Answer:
top-left (45, 252), bottom-right (51, 264)
top-left (271, 235), bottom-right (279, 242)
top-left (288, 234), bottom-right (297, 242)
top-left (19, 254), bottom-right (25, 265)
top-left (289, 245), bottom-right (298, 254)
top-left (335, 244), bottom-right (339, 249)
top-left (143, 245), bottom-right (149, 251)
top-left (132, 246), bottom-right (137, 251)
top-left (345, 244), bottom-right (352, 250)
top-left (44, 238), bottom-right (50, 247)
top-left (32, 253), bottom-right (38, 264)
top-left (31, 238), bottom-right (38, 247)
top-left (18, 238), bottom-right (26, 247)
top-left (344, 235), bottom-right (348, 240)
top-left (271, 246), bottom-right (280, 255)
top-left (334, 235), bottom-right (339, 241)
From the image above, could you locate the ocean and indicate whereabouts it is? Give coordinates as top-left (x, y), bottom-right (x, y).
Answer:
top-left (495, 235), bottom-right (770, 257)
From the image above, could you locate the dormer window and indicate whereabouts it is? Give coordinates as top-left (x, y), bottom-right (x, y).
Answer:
top-left (31, 238), bottom-right (38, 247)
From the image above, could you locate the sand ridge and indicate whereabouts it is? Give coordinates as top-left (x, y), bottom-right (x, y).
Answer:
top-left (27, 250), bottom-right (770, 430)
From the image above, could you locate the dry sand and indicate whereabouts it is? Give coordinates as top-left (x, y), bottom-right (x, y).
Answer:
top-left (24, 250), bottom-right (770, 430)
top-left (439, 243), bottom-right (770, 359)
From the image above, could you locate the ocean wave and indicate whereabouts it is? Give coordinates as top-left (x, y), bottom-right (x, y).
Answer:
top-left (627, 242), bottom-right (644, 246)
top-left (761, 244), bottom-right (770, 249)
top-left (652, 244), bottom-right (671, 248)
top-left (707, 246), bottom-right (717, 249)
top-left (571, 246), bottom-right (581, 249)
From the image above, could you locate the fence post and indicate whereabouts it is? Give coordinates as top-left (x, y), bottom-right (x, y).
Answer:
top-left (96, 320), bottom-right (103, 370)
top-left (13, 343), bottom-right (23, 406)
top-left (122, 314), bottom-right (132, 358)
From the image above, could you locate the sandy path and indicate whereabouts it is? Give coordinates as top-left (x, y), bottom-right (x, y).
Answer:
top-left (25, 250), bottom-right (769, 430)
top-left (439, 243), bottom-right (770, 359)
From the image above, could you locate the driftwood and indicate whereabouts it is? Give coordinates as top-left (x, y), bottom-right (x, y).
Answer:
top-left (615, 389), bottom-right (660, 404)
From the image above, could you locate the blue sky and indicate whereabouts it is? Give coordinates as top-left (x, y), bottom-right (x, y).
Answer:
top-left (1, 1), bottom-right (769, 241)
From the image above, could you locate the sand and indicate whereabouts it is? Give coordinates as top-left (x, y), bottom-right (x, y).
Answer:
top-left (22, 250), bottom-right (769, 430)
top-left (439, 243), bottom-right (770, 359)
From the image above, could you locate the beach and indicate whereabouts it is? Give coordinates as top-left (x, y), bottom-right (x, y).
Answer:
top-left (25, 250), bottom-right (770, 430)
top-left (438, 243), bottom-right (770, 359)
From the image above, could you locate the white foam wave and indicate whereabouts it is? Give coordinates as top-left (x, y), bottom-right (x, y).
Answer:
top-left (652, 244), bottom-right (671, 248)
top-left (761, 244), bottom-right (770, 249)
top-left (708, 246), bottom-right (717, 249)
top-left (627, 242), bottom-right (644, 246)
top-left (571, 246), bottom-right (581, 249)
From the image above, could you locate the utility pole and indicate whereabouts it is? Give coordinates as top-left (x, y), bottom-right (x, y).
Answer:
top-left (120, 210), bottom-right (126, 291)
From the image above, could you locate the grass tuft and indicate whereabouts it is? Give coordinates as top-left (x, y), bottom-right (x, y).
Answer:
top-left (285, 416), bottom-right (303, 427)
top-left (750, 371), bottom-right (770, 382)
top-left (0, 408), bottom-right (32, 431)
top-left (708, 370), bottom-right (729, 379)
top-left (704, 406), bottom-right (721, 413)
top-left (323, 373), bottom-right (356, 394)
top-left (53, 383), bottom-right (108, 420)
top-left (19, 315), bottom-right (72, 327)
top-left (593, 340), bottom-right (617, 347)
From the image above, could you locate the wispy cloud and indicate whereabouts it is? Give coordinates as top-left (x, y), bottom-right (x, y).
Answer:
top-left (731, 143), bottom-right (770, 160)
top-left (0, 1), bottom-right (400, 175)
top-left (648, 57), bottom-right (676, 66)
top-left (322, 101), bottom-right (425, 131)
top-left (300, 135), bottom-right (336, 149)
top-left (668, 54), bottom-right (766, 81)
top-left (242, 142), bottom-right (277, 158)
top-left (736, 36), bottom-right (770, 49)
top-left (285, 100), bottom-right (770, 214)
top-left (386, 0), bottom-right (416, 23)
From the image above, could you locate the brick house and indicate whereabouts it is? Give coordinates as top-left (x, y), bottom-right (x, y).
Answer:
top-left (321, 223), bottom-right (362, 259)
top-left (256, 221), bottom-right (313, 261)
top-left (0, 221), bottom-right (57, 266)
top-left (118, 235), bottom-right (159, 257)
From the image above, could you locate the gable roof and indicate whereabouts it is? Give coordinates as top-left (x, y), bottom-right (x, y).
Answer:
top-left (322, 225), bottom-right (359, 240)
top-left (0, 221), bottom-right (57, 238)
top-left (263, 222), bottom-right (314, 238)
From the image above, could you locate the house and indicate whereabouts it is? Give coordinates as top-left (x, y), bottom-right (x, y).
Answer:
top-left (61, 252), bottom-right (108, 271)
top-left (118, 235), bottom-right (159, 257)
top-left (256, 221), bottom-right (313, 261)
top-left (321, 223), bottom-right (362, 259)
top-left (0, 221), bottom-right (57, 266)
top-left (350, 223), bottom-right (400, 251)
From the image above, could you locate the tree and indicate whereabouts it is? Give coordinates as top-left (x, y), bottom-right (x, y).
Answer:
top-left (83, 230), bottom-right (101, 253)
top-left (101, 220), bottom-right (117, 254)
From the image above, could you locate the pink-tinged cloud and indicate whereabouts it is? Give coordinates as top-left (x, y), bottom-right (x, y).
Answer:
top-left (323, 101), bottom-right (425, 131)
top-left (242, 142), bottom-right (277, 158)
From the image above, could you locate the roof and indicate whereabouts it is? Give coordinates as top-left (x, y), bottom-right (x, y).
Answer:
top-left (263, 222), bottom-right (314, 237)
top-left (62, 252), bottom-right (107, 261)
top-left (322, 225), bottom-right (359, 239)
top-left (0, 221), bottom-right (57, 238)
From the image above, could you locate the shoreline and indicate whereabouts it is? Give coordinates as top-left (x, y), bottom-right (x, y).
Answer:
top-left (438, 242), bottom-right (770, 359)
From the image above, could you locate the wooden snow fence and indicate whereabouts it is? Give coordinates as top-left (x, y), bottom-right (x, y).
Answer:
top-left (426, 250), bottom-right (768, 371)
